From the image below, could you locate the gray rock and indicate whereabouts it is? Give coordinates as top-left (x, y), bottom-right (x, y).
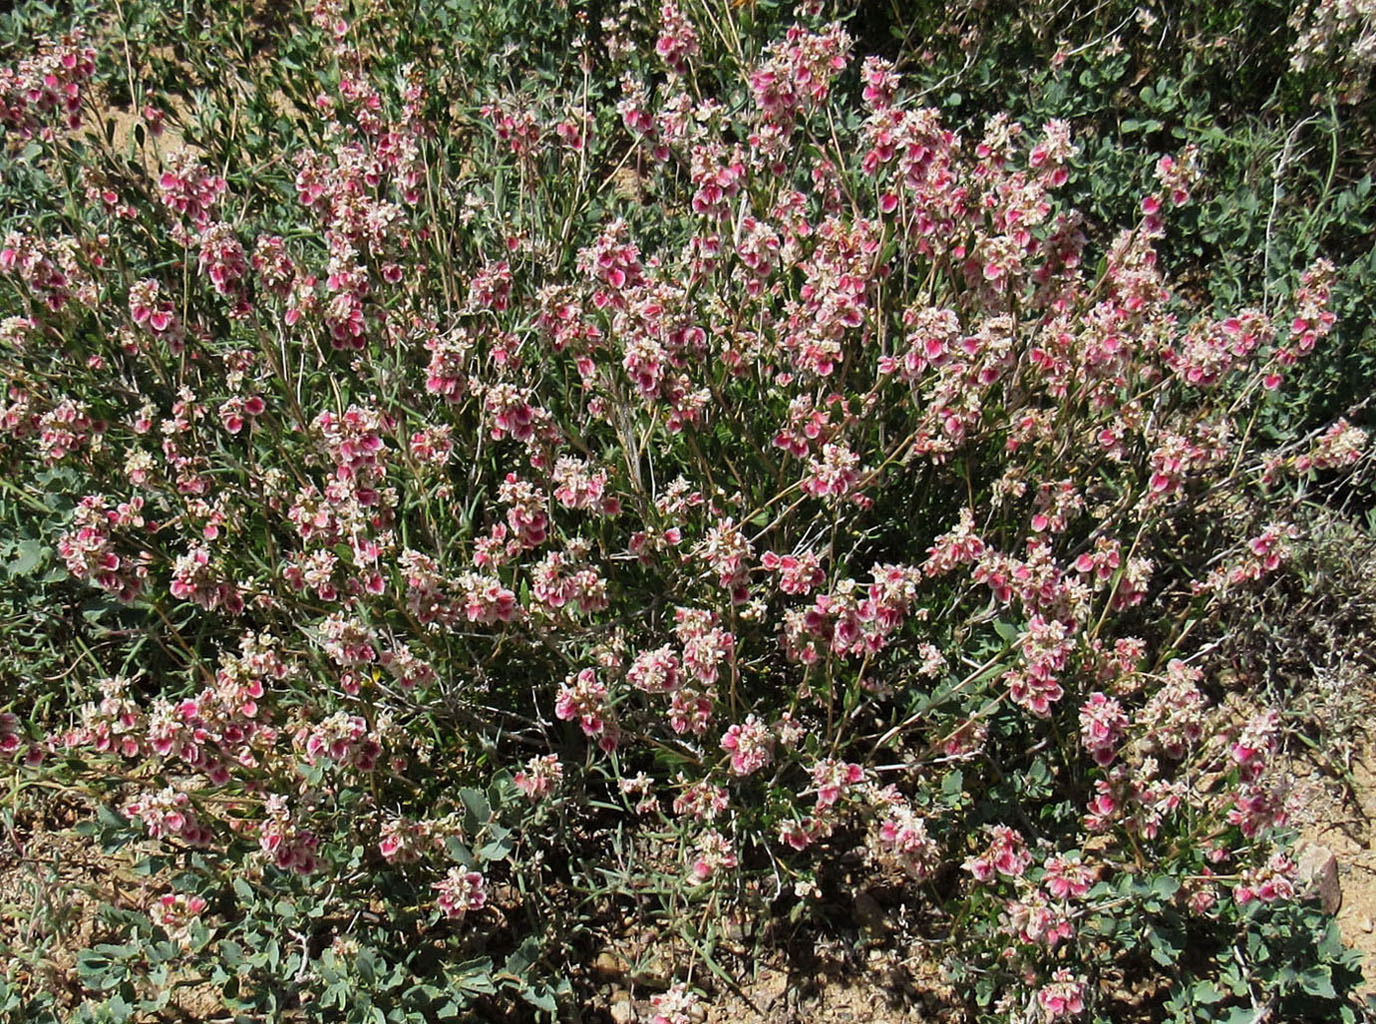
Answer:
top-left (609, 991), bottom-right (635, 1024)
top-left (1295, 840), bottom-right (1342, 915)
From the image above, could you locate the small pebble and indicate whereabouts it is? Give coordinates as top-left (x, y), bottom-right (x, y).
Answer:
top-left (610, 991), bottom-right (634, 1024)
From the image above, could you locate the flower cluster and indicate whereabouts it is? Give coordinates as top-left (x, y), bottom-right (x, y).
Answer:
top-left (0, 32), bottom-right (96, 138)
top-left (1290, 0), bottom-right (1376, 102)
top-left (433, 868), bottom-right (487, 919)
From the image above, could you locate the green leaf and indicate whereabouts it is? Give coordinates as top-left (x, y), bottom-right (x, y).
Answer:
top-left (477, 836), bottom-right (514, 862)
top-left (1146, 922), bottom-right (1183, 966)
top-left (941, 769), bottom-right (964, 802)
top-left (504, 937), bottom-right (542, 977)
top-left (1193, 979), bottom-right (1225, 1004)
top-left (521, 984), bottom-right (559, 1012)
top-left (105, 992), bottom-right (132, 1022)
top-left (459, 787), bottom-right (491, 827)
top-left (992, 619), bottom-right (1020, 643)
top-left (356, 948), bottom-right (378, 985)
top-left (452, 957), bottom-right (496, 995)
top-left (1151, 875), bottom-right (1181, 900)
top-left (444, 835), bottom-right (476, 868)
top-left (1299, 966), bottom-right (1336, 999)
top-left (5, 539), bottom-right (46, 576)
top-left (95, 804), bottom-right (130, 830)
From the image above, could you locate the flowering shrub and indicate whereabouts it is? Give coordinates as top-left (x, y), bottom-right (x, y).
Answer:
top-left (1290, 0), bottom-right (1376, 103)
top-left (0, 0), bottom-right (1373, 1021)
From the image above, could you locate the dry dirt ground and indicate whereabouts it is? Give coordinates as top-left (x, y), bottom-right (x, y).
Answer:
top-left (1293, 739), bottom-right (1376, 1002)
top-left (573, 730), bottom-right (1376, 1024)
top-left (7, 740), bottom-right (1376, 1023)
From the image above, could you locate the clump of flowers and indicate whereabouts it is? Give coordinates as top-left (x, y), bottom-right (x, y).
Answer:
top-left (433, 868), bottom-right (487, 920)
top-left (0, 32), bottom-right (97, 138)
top-left (1290, 0), bottom-right (1376, 102)
top-left (150, 892), bottom-right (209, 947)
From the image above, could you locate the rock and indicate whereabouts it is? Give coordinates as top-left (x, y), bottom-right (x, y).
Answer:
top-left (752, 970), bottom-right (787, 1011)
top-left (1194, 771), bottom-right (1225, 794)
top-left (721, 913), bottom-right (755, 943)
top-left (609, 991), bottom-right (635, 1024)
top-left (854, 892), bottom-right (888, 938)
top-left (1361, 915), bottom-right (1373, 934)
top-left (1295, 840), bottom-right (1342, 915)
top-left (593, 951), bottom-right (630, 978)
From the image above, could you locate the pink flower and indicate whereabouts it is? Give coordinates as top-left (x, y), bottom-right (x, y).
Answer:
top-left (1234, 852), bottom-right (1296, 907)
top-left (378, 817), bottom-right (426, 864)
top-left (801, 442), bottom-right (864, 500)
top-left (963, 825), bottom-right (1031, 882)
top-left (433, 868), bottom-right (487, 919)
top-left (761, 549), bottom-right (826, 595)
top-left (1036, 969), bottom-right (1086, 1020)
top-left (810, 758), bottom-right (864, 807)
top-left (689, 829), bottom-right (737, 880)
top-left (514, 753), bottom-right (563, 800)
top-left (655, 1), bottom-right (700, 75)
top-left (875, 804), bottom-right (938, 878)
top-left (151, 891), bottom-right (208, 945)
top-left (650, 983), bottom-right (701, 1024)
top-left (1042, 855), bottom-right (1095, 900)
top-left (778, 817), bottom-right (815, 851)
top-left (673, 778), bottom-right (728, 820)
top-left (555, 668), bottom-right (614, 746)
top-left (157, 150), bottom-right (227, 228)
top-left (720, 715), bottom-right (773, 776)
top-left (627, 644), bottom-right (682, 694)
top-left (1078, 692), bottom-right (1128, 766)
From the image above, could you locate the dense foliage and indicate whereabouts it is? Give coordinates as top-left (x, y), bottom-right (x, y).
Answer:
top-left (1, 0), bottom-right (1374, 1021)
